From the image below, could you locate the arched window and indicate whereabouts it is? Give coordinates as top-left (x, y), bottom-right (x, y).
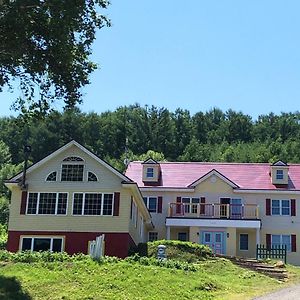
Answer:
top-left (88, 172), bottom-right (98, 182)
top-left (46, 171), bottom-right (57, 182)
top-left (61, 156), bottom-right (84, 181)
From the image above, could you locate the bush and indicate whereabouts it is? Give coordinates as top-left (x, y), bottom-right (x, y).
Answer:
top-left (132, 240), bottom-right (212, 263)
top-left (0, 224), bottom-right (7, 250)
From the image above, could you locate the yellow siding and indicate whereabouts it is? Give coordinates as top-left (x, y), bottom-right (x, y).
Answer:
top-left (236, 229), bottom-right (256, 258)
top-left (142, 164), bottom-right (160, 182)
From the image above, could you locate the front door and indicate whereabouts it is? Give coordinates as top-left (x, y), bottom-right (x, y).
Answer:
top-left (202, 231), bottom-right (225, 255)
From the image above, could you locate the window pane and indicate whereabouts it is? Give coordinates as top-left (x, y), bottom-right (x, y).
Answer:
top-left (146, 168), bottom-right (154, 178)
top-left (73, 193), bottom-right (83, 215)
top-left (52, 239), bottom-right (63, 252)
top-left (148, 232), bottom-right (158, 242)
top-left (33, 238), bottom-right (51, 251)
top-left (271, 235), bottom-right (281, 246)
top-left (88, 172), bottom-right (97, 182)
top-left (182, 198), bottom-right (190, 213)
top-left (204, 233), bottom-right (211, 243)
top-left (103, 194), bottom-right (113, 215)
top-left (84, 193), bottom-right (102, 215)
top-left (178, 232), bottom-right (187, 241)
top-left (276, 170), bottom-right (284, 179)
top-left (61, 164), bottom-right (84, 181)
top-left (282, 235), bottom-right (291, 251)
top-left (38, 193), bottom-right (56, 214)
top-left (22, 238), bottom-right (32, 251)
top-left (143, 197), bottom-right (147, 206)
top-left (272, 200), bottom-right (280, 215)
top-left (281, 200), bottom-right (290, 216)
top-left (240, 234), bottom-right (248, 250)
top-left (148, 197), bottom-right (157, 213)
top-left (57, 193), bottom-right (67, 215)
top-left (27, 193), bottom-right (38, 214)
top-left (46, 171), bottom-right (57, 181)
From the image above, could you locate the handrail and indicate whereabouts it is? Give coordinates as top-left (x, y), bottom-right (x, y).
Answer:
top-left (169, 202), bottom-right (259, 219)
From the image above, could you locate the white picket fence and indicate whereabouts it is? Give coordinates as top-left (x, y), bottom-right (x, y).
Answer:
top-left (89, 235), bottom-right (105, 259)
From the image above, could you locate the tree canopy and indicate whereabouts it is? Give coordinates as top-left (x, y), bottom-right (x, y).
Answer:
top-left (0, 0), bottom-right (110, 114)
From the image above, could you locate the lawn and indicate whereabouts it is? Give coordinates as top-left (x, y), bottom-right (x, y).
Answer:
top-left (0, 255), bottom-right (298, 300)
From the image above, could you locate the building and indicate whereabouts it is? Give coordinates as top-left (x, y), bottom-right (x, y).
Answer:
top-left (5, 140), bottom-right (300, 264)
top-left (125, 159), bottom-right (300, 265)
top-left (5, 141), bottom-right (152, 258)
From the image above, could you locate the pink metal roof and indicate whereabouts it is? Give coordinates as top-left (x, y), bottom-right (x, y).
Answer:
top-left (125, 162), bottom-right (300, 190)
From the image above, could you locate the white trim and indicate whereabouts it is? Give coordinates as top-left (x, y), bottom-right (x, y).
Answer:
top-left (143, 196), bottom-right (158, 213)
top-left (20, 236), bottom-right (64, 252)
top-left (166, 218), bottom-right (261, 228)
top-left (26, 192), bottom-right (68, 216)
top-left (271, 199), bottom-right (290, 216)
top-left (10, 140), bottom-right (130, 182)
top-left (189, 169), bottom-right (239, 188)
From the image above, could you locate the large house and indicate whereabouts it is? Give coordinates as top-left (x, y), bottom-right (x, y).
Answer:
top-left (4, 141), bottom-right (300, 264)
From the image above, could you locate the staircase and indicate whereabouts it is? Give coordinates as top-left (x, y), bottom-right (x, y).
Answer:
top-left (225, 257), bottom-right (288, 281)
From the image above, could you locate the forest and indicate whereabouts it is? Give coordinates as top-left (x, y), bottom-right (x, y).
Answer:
top-left (0, 104), bottom-right (300, 239)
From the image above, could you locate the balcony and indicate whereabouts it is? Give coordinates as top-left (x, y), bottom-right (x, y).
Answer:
top-left (169, 203), bottom-right (259, 220)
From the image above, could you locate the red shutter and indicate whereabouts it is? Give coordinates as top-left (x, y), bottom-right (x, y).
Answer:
top-left (266, 198), bottom-right (271, 216)
top-left (113, 192), bottom-right (120, 216)
top-left (200, 197), bottom-right (205, 215)
top-left (291, 199), bottom-right (296, 216)
top-left (266, 234), bottom-right (271, 249)
top-left (157, 196), bottom-right (163, 213)
top-left (20, 191), bottom-right (28, 215)
top-left (292, 234), bottom-right (297, 252)
top-left (176, 196), bottom-right (182, 214)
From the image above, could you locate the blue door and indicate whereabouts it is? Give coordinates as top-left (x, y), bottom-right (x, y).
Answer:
top-left (202, 231), bottom-right (226, 255)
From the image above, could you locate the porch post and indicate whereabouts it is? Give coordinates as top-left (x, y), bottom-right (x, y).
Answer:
top-left (256, 228), bottom-right (260, 246)
top-left (166, 226), bottom-right (171, 240)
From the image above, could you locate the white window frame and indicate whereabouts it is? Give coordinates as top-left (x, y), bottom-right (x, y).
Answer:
top-left (60, 157), bottom-right (85, 182)
top-left (239, 233), bottom-right (249, 251)
top-left (20, 236), bottom-right (64, 252)
top-left (45, 171), bottom-right (57, 182)
top-left (271, 199), bottom-right (290, 216)
top-left (71, 192), bottom-right (114, 216)
top-left (271, 234), bottom-right (291, 252)
top-left (146, 167), bottom-right (154, 178)
top-left (26, 192), bottom-right (68, 216)
top-left (143, 196), bottom-right (158, 213)
top-left (87, 171), bottom-right (98, 182)
top-left (276, 169), bottom-right (284, 180)
top-left (181, 197), bottom-right (200, 214)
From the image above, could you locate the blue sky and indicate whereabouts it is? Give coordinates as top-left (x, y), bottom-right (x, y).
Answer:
top-left (1, 0), bottom-right (300, 120)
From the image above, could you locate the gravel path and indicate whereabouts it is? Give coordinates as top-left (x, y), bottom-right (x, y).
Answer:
top-left (253, 284), bottom-right (300, 300)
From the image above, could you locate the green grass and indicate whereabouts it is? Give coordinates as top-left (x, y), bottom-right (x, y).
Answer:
top-left (0, 254), bottom-right (298, 300)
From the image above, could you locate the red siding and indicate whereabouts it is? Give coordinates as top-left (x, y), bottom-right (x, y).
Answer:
top-left (200, 197), bottom-right (205, 215)
top-left (20, 191), bottom-right (28, 215)
top-left (291, 199), bottom-right (296, 216)
top-left (292, 234), bottom-right (297, 252)
top-left (7, 231), bottom-right (135, 258)
top-left (266, 198), bottom-right (271, 216)
top-left (157, 196), bottom-right (163, 213)
top-left (113, 192), bottom-right (120, 216)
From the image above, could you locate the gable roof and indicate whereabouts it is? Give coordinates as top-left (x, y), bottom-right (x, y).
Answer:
top-left (188, 169), bottom-right (239, 188)
top-left (8, 140), bottom-right (132, 183)
top-left (272, 160), bottom-right (288, 166)
top-left (142, 158), bottom-right (159, 165)
top-left (125, 161), bottom-right (300, 190)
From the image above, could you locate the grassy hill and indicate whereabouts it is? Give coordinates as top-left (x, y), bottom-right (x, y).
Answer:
top-left (0, 243), bottom-right (300, 300)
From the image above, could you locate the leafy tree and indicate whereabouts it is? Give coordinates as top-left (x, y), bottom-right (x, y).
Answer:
top-left (0, 0), bottom-right (110, 113)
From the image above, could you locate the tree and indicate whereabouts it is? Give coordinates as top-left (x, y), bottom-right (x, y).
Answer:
top-left (0, 0), bottom-right (110, 114)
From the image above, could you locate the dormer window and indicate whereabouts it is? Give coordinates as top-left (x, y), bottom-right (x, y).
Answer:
top-left (146, 167), bottom-right (154, 178)
top-left (88, 172), bottom-right (98, 182)
top-left (276, 170), bottom-right (284, 180)
top-left (46, 171), bottom-right (57, 182)
top-left (61, 156), bottom-right (84, 181)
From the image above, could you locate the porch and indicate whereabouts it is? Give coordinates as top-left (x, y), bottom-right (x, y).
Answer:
top-left (169, 202), bottom-right (259, 219)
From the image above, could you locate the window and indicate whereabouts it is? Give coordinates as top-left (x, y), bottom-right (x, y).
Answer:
top-left (178, 232), bottom-right (188, 241)
top-left (271, 200), bottom-right (290, 216)
top-left (63, 156), bottom-right (84, 162)
top-left (146, 167), bottom-right (154, 178)
top-left (148, 232), bottom-right (158, 242)
top-left (143, 197), bottom-right (157, 213)
top-left (239, 234), bottom-right (249, 251)
top-left (26, 193), bottom-right (68, 215)
top-left (271, 235), bottom-right (291, 252)
top-left (61, 164), bottom-right (84, 181)
top-left (88, 172), bottom-right (98, 182)
top-left (46, 171), bottom-right (57, 182)
top-left (182, 198), bottom-right (200, 213)
top-left (72, 193), bottom-right (114, 216)
top-left (21, 237), bottom-right (63, 252)
top-left (276, 170), bottom-right (284, 180)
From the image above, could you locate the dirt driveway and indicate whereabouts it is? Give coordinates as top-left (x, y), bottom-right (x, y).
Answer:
top-left (253, 284), bottom-right (300, 300)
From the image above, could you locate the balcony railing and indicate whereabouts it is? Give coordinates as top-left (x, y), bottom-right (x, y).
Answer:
top-left (169, 203), bottom-right (259, 219)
